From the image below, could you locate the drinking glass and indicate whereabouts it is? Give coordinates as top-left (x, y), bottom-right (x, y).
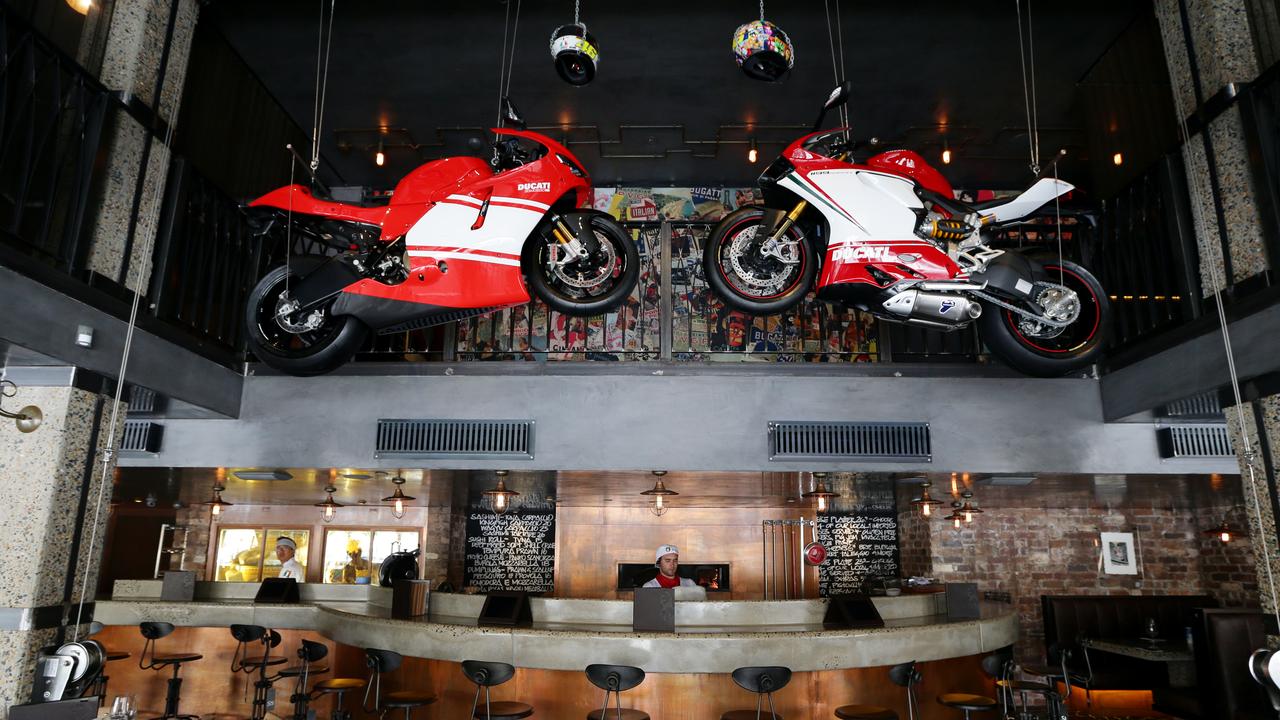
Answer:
top-left (108, 694), bottom-right (135, 720)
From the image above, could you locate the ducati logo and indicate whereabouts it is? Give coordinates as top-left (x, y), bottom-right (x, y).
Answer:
top-left (832, 245), bottom-right (892, 263)
top-left (518, 181), bottom-right (551, 193)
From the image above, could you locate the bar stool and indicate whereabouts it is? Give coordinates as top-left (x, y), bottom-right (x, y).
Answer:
top-left (1020, 643), bottom-right (1074, 720)
top-left (721, 665), bottom-right (792, 720)
top-left (585, 664), bottom-right (648, 720)
top-left (363, 648), bottom-right (436, 719)
top-left (834, 660), bottom-right (920, 720)
top-left (277, 639), bottom-right (330, 720)
top-left (138, 622), bottom-right (202, 720)
top-left (936, 652), bottom-right (999, 720)
top-left (89, 649), bottom-right (130, 706)
top-left (231, 624), bottom-right (289, 720)
top-left (313, 671), bottom-right (368, 720)
top-left (462, 660), bottom-right (534, 719)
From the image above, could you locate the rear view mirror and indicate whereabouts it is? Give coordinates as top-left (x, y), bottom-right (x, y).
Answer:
top-left (824, 81), bottom-right (853, 111)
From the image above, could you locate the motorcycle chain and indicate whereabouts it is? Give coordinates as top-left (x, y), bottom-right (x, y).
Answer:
top-left (968, 288), bottom-right (1073, 330)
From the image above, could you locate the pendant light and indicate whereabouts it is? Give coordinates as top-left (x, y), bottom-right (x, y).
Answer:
top-left (203, 484), bottom-right (233, 518)
top-left (484, 470), bottom-right (520, 515)
top-left (945, 501), bottom-right (965, 529)
top-left (959, 490), bottom-right (983, 524)
top-left (315, 485), bottom-right (343, 523)
top-left (381, 472), bottom-right (415, 519)
top-left (641, 470), bottom-right (678, 517)
top-left (909, 481), bottom-right (943, 517)
top-left (1203, 519), bottom-right (1242, 543)
top-left (802, 472), bottom-right (839, 513)
top-left (66, 0), bottom-right (92, 15)
top-left (748, 137), bottom-right (759, 163)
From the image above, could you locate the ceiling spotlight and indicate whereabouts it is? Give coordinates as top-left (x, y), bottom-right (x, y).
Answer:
top-left (233, 470), bottom-right (293, 481)
top-left (203, 484), bottom-right (233, 518)
top-left (802, 472), bottom-right (839, 513)
top-left (315, 485), bottom-right (343, 523)
top-left (483, 470), bottom-right (520, 515)
top-left (640, 470), bottom-right (678, 517)
top-left (909, 480), bottom-right (943, 517)
top-left (0, 379), bottom-right (42, 433)
top-left (748, 137), bottom-right (759, 164)
top-left (1113, 152), bottom-right (1123, 166)
top-left (381, 473), bottom-right (415, 519)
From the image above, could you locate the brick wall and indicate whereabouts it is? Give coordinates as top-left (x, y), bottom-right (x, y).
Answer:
top-left (174, 503), bottom-right (211, 578)
top-left (899, 503), bottom-right (1259, 662)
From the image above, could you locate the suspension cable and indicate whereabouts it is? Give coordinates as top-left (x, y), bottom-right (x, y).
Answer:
top-left (823, 0), bottom-right (845, 130)
top-left (1015, 0), bottom-right (1040, 175)
top-left (1167, 36), bottom-right (1280, 629)
top-left (835, 0), bottom-right (848, 129)
top-left (310, 0), bottom-right (337, 173)
top-left (496, 0), bottom-right (511, 127)
top-left (504, 0), bottom-right (522, 102)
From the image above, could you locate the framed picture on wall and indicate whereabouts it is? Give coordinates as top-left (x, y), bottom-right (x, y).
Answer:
top-left (1100, 532), bottom-right (1138, 575)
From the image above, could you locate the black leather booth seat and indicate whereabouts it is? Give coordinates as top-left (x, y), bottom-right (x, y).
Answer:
top-left (1152, 609), bottom-right (1272, 720)
top-left (1040, 595), bottom-right (1218, 689)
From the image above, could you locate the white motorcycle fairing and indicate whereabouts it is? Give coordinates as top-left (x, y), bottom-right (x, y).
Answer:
top-left (976, 178), bottom-right (1075, 224)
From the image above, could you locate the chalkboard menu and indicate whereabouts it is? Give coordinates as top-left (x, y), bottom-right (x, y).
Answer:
top-left (815, 474), bottom-right (900, 596)
top-left (463, 472), bottom-right (556, 593)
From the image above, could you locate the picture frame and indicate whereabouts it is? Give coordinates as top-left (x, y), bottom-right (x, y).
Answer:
top-left (1100, 531), bottom-right (1138, 575)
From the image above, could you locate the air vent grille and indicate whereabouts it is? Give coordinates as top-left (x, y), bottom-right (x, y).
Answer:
top-left (376, 419), bottom-right (534, 459)
top-left (1161, 391), bottom-right (1223, 419)
top-left (1156, 425), bottom-right (1234, 458)
top-left (119, 420), bottom-right (163, 454)
top-left (769, 421), bottom-right (931, 462)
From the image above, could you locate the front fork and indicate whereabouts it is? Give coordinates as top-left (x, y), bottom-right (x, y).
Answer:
top-left (758, 200), bottom-right (808, 264)
top-left (547, 214), bottom-right (596, 266)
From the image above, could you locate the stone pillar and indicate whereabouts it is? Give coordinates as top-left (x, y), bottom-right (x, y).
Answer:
top-left (1226, 398), bottom-right (1280, 615)
top-left (83, 0), bottom-right (199, 292)
top-left (0, 373), bottom-right (125, 713)
top-left (1154, 0), bottom-right (1269, 293)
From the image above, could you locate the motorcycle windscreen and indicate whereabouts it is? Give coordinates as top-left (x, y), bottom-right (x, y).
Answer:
top-left (977, 178), bottom-right (1074, 223)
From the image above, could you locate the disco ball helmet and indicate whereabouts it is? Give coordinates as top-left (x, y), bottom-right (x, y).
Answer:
top-left (731, 20), bottom-right (794, 82)
top-left (550, 24), bottom-right (600, 86)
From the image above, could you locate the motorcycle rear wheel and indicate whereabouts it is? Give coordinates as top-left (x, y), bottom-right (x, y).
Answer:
top-left (244, 262), bottom-right (369, 376)
top-left (522, 213), bottom-right (640, 316)
top-left (703, 207), bottom-right (816, 315)
top-left (977, 259), bottom-right (1110, 377)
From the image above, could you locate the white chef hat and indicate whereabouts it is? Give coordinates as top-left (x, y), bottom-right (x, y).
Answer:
top-left (654, 544), bottom-right (679, 564)
top-left (275, 537), bottom-right (297, 551)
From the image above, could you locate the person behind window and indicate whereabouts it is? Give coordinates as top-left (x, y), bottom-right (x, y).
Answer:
top-left (275, 537), bottom-right (305, 582)
top-left (342, 538), bottom-right (372, 584)
top-left (643, 544), bottom-right (696, 588)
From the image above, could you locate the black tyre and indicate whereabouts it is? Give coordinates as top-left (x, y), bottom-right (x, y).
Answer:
top-left (522, 213), bottom-right (640, 316)
top-left (978, 259), bottom-right (1110, 377)
top-left (244, 263), bottom-right (369, 376)
top-left (703, 207), bottom-right (817, 315)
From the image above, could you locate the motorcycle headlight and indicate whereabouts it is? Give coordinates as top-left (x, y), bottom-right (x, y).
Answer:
top-left (550, 24), bottom-right (600, 86)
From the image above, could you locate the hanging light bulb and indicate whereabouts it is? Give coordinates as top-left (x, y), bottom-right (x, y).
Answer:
top-left (641, 470), bottom-right (678, 517)
top-left (381, 473), bottom-right (416, 520)
top-left (65, 0), bottom-right (92, 15)
top-left (802, 472), bottom-right (839, 513)
top-left (941, 139), bottom-right (952, 165)
top-left (203, 484), bottom-right (232, 518)
top-left (946, 502), bottom-right (964, 529)
top-left (748, 137), bottom-right (759, 164)
top-left (1203, 519), bottom-right (1241, 543)
top-left (375, 137), bottom-right (385, 167)
top-left (484, 470), bottom-right (520, 515)
top-left (1112, 152), bottom-right (1123, 166)
top-left (910, 481), bottom-right (942, 517)
top-left (959, 490), bottom-right (983, 524)
top-left (315, 485), bottom-right (343, 523)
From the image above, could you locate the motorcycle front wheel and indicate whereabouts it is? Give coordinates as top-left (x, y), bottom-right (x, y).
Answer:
top-left (703, 207), bottom-right (816, 315)
top-left (522, 213), bottom-right (640, 316)
top-left (244, 262), bottom-right (369, 376)
top-left (977, 259), bottom-right (1110, 377)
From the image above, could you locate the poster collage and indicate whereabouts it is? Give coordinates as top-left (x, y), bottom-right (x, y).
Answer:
top-left (454, 186), bottom-right (880, 362)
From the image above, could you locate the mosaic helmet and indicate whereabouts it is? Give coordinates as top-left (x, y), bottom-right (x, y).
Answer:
top-left (731, 20), bottom-right (794, 82)
top-left (550, 23), bottom-right (600, 86)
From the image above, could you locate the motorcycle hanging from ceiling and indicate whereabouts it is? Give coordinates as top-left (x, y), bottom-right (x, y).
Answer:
top-left (243, 98), bottom-right (639, 376)
top-left (702, 83), bottom-right (1110, 377)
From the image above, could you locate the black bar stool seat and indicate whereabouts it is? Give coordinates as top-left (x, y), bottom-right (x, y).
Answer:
top-left (150, 652), bottom-right (204, 664)
top-left (384, 690), bottom-right (439, 708)
top-left (834, 705), bottom-right (897, 720)
top-left (463, 660), bottom-right (534, 719)
top-left (240, 654), bottom-right (288, 668)
top-left (587, 710), bottom-right (649, 720)
top-left (937, 693), bottom-right (997, 716)
top-left (316, 677), bottom-right (367, 691)
top-left (721, 666), bottom-right (791, 720)
top-left (278, 662), bottom-right (330, 677)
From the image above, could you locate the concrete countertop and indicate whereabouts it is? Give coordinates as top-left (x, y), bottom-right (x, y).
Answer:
top-left (99, 585), bottom-right (1016, 673)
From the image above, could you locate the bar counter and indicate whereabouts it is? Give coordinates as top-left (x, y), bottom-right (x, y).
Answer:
top-left (98, 582), bottom-right (1016, 673)
top-left (91, 582), bottom-right (1014, 718)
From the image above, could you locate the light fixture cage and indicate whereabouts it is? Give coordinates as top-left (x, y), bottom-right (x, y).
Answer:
top-left (483, 470), bottom-right (520, 514)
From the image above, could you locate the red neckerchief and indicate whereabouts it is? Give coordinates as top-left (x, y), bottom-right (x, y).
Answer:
top-left (654, 573), bottom-right (681, 588)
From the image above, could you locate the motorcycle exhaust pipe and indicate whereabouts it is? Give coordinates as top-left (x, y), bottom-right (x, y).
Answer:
top-left (882, 290), bottom-right (982, 324)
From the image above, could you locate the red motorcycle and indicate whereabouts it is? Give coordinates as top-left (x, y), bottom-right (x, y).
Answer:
top-left (244, 99), bottom-right (638, 375)
top-left (704, 83), bottom-right (1109, 376)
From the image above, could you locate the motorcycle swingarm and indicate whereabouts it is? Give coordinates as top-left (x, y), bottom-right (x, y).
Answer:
top-left (967, 252), bottom-right (1044, 302)
top-left (290, 255), bottom-right (364, 309)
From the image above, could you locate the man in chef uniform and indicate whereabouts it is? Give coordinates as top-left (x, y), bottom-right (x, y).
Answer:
top-left (275, 536), bottom-right (305, 582)
top-left (642, 544), bottom-right (697, 588)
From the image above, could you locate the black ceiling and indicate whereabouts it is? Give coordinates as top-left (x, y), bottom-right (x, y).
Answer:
top-left (205, 0), bottom-right (1150, 191)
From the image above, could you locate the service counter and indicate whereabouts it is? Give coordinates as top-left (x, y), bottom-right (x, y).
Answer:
top-left (94, 582), bottom-right (1016, 718)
